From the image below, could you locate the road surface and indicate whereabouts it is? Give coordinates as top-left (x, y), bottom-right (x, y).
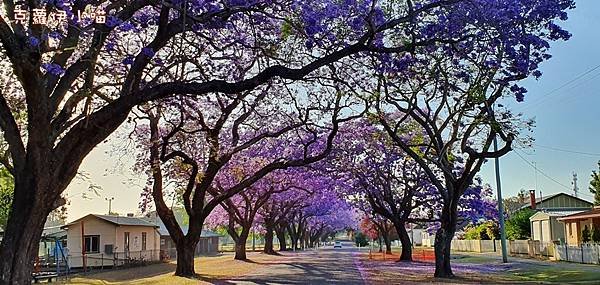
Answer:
top-left (224, 240), bottom-right (365, 284)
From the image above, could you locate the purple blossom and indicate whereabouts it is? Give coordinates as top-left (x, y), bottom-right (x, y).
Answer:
top-left (105, 16), bottom-right (123, 28)
top-left (141, 47), bottom-right (155, 58)
top-left (41, 63), bottom-right (65, 76)
top-left (105, 41), bottom-right (116, 52)
top-left (122, 55), bottom-right (135, 65)
top-left (28, 37), bottom-right (40, 47)
top-left (118, 22), bottom-right (136, 32)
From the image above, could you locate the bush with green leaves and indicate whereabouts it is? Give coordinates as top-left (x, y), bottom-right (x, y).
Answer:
top-left (505, 209), bottom-right (536, 240)
top-left (354, 232), bottom-right (369, 247)
top-left (464, 221), bottom-right (499, 240)
top-left (591, 228), bottom-right (600, 243)
top-left (582, 225), bottom-right (591, 243)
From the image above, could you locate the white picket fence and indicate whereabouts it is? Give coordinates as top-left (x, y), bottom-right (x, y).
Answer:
top-left (555, 243), bottom-right (600, 264)
top-left (449, 239), bottom-right (501, 253)
top-left (423, 239), bottom-right (555, 258)
top-left (425, 239), bottom-right (600, 264)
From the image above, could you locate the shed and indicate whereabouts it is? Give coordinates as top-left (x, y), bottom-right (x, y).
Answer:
top-left (530, 210), bottom-right (585, 243)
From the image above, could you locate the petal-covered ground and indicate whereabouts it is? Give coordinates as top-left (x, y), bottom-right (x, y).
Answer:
top-left (356, 249), bottom-right (600, 284)
top-left (61, 244), bottom-right (600, 284)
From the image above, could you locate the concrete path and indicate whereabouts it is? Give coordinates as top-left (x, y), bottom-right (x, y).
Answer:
top-left (224, 241), bottom-right (365, 285)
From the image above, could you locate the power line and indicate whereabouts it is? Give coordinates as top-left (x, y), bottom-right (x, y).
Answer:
top-left (513, 149), bottom-right (573, 191)
top-left (513, 149), bottom-right (597, 202)
top-left (535, 144), bottom-right (600, 157)
top-left (515, 63), bottom-right (600, 112)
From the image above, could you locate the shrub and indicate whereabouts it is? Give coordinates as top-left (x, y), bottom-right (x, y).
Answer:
top-left (354, 232), bottom-right (369, 247)
top-left (592, 228), bottom-right (600, 243)
top-left (582, 225), bottom-right (591, 243)
top-left (505, 208), bottom-right (536, 240)
top-left (464, 221), bottom-right (499, 240)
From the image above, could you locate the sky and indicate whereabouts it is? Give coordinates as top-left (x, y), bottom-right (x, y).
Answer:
top-left (479, 0), bottom-right (600, 203)
top-left (63, 0), bottom-right (600, 221)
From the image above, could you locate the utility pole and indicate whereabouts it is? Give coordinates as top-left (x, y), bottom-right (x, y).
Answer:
top-left (493, 136), bottom-right (508, 263)
top-left (489, 103), bottom-right (508, 263)
top-left (572, 172), bottom-right (579, 198)
top-left (105, 197), bottom-right (114, 214)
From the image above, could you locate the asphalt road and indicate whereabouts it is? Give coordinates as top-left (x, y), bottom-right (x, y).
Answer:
top-left (224, 240), bottom-right (365, 285)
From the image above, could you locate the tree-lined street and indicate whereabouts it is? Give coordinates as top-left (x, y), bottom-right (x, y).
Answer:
top-left (1, 0), bottom-right (599, 283)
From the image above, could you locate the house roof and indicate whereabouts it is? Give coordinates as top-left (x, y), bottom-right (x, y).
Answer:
top-left (41, 225), bottom-right (67, 240)
top-left (529, 209), bottom-right (586, 221)
top-left (520, 192), bottom-right (593, 210)
top-left (158, 227), bottom-right (221, 238)
top-left (558, 207), bottom-right (600, 221)
top-left (63, 214), bottom-right (159, 228)
top-left (143, 210), bottom-right (221, 238)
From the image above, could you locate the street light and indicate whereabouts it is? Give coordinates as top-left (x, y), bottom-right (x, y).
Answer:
top-left (105, 197), bottom-right (114, 215)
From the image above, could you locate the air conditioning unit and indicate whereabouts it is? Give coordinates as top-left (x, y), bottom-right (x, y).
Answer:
top-left (104, 244), bottom-right (114, 254)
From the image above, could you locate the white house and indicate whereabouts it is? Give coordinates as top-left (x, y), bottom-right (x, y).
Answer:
top-left (62, 214), bottom-right (161, 268)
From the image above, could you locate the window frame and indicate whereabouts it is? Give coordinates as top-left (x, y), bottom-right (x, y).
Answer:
top-left (83, 235), bottom-right (100, 254)
top-left (141, 232), bottom-right (147, 251)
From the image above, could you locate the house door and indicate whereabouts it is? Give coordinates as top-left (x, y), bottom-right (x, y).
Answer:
top-left (124, 232), bottom-right (130, 258)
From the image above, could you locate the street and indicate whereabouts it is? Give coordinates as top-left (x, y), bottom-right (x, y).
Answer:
top-left (225, 241), bottom-right (365, 285)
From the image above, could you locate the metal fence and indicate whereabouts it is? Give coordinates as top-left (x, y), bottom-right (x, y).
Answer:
top-left (67, 250), bottom-right (161, 270)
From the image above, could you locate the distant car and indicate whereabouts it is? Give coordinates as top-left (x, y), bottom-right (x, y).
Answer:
top-left (334, 241), bottom-right (342, 248)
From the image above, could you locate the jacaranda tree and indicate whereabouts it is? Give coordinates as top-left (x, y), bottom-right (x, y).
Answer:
top-left (372, 0), bottom-right (574, 276)
top-left (330, 119), bottom-right (497, 261)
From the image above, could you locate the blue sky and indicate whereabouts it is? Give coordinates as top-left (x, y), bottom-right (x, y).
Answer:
top-left (479, 0), bottom-right (600, 202)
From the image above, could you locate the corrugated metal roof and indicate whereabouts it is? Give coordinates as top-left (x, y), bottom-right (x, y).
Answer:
top-left (64, 214), bottom-right (159, 228)
top-left (94, 214), bottom-right (159, 227)
top-left (158, 227), bottom-right (221, 238)
top-left (558, 207), bottom-right (600, 221)
top-left (530, 209), bottom-right (586, 221)
top-left (143, 210), bottom-right (221, 238)
top-left (544, 210), bottom-right (587, 217)
top-left (520, 192), bottom-right (593, 210)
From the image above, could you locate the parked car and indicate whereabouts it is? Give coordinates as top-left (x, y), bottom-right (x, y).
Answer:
top-left (334, 241), bottom-right (342, 248)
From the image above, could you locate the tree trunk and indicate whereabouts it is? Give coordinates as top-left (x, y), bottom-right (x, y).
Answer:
top-left (0, 179), bottom-right (53, 284)
top-left (378, 236), bottom-right (383, 253)
top-left (275, 226), bottom-right (287, 251)
top-left (263, 224), bottom-right (277, 255)
top-left (175, 240), bottom-right (196, 277)
top-left (434, 201), bottom-right (458, 278)
top-left (234, 229), bottom-right (250, 260)
top-left (394, 222), bottom-right (412, 261)
top-left (288, 225), bottom-right (298, 250)
top-left (382, 232), bottom-right (392, 255)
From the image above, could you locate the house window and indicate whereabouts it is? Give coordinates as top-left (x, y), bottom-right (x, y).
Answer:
top-left (84, 235), bottom-right (100, 253)
top-left (142, 232), bottom-right (147, 251)
top-left (124, 232), bottom-right (130, 254)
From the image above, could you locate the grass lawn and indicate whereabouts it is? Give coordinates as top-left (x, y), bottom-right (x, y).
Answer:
top-left (358, 250), bottom-right (600, 284)
top-left (63, 253), bottom-right (277, 284)
top-left (452, 253), bottom-right (600, 283)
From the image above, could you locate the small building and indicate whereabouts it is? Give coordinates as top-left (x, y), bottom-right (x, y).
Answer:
top-left (39, 223), bottom-right (67, 258)
top-left (525, 190), bottom-right (593, 243)
top-left (143, 210), bottom-right (221, 259)
top-left (558, 206), bottom-right (600, 245)
top-left (62, 214), bottom-right (161, 268)
top-left (159, 227), bottom-right (221, 259)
